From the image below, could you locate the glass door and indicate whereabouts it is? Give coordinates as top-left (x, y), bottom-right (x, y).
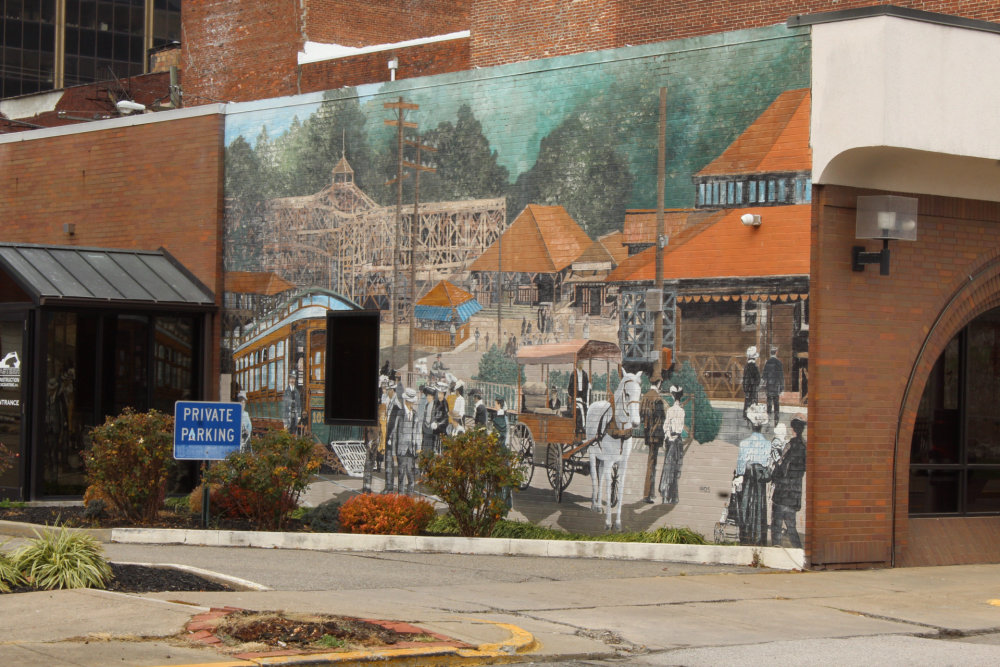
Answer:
top-left (0, 313), bottom-right (28, 499)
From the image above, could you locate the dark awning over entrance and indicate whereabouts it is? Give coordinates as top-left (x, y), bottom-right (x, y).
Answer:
top-left (0, 243), bottom-right (214, 308)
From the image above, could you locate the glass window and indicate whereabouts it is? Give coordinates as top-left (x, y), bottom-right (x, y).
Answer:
top-left (749, 181), bottom-right (757, 203)
top-left (910, 307), bottom-right (1000, 515)
top-left (735, 181), bottom-right (743, 204)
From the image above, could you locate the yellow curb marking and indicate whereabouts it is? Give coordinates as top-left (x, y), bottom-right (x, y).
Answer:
top-left (159, 619), bottom-right (537, 666)
top-left (988, 599), bottom-right (1000, 606)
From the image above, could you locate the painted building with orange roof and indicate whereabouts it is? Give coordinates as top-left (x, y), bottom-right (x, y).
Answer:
top-left (564, 231), bottom-right (629, 317)
top-left (413, 280), bottom-right (483, 348)
top-left (610, 88), bottom-right (814, 402)
top-left (469, 204), bottom-right (591, 306)
top-left (693, 88), bottom-right (812, 210)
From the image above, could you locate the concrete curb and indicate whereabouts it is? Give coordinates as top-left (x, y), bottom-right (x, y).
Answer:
top-left (111, 527), bottom-right (805, 570)
top-left (113, 561), bottom-right (271, 591)
top-left (0, 519), bottom-right (111, 542)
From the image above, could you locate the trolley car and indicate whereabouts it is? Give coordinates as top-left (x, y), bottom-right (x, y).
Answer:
top-left (232, 289), bottom-right (359, 442)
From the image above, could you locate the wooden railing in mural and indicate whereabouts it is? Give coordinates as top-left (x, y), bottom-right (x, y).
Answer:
top-left (673, 352), bottom-right (745, 400)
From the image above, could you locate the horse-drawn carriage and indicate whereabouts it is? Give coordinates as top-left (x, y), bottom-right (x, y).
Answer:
top-left (511, 339), bottom-right (643, 529)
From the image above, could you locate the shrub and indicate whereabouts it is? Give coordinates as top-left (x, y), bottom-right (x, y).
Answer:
top-left (12, 526), bottom-right (112, 590)
top-left (473, 344), bottom-right (524, 385)
top-left (418, 429), bottom-right (524, 537)
top-left (187, 483), bottom-right (224, 516)
top-left (0, 441), bottom-right (14, 477)
top-left (85, 408), bottom-right (176, 524)
top-left (338, 493), bottom-right (435, 535)
top-left (303, 499), bottom-right (341, 533)
top-left (667, 361), bottom-right (722, 443)
top-left (203, 430), bottom-right (320, 530)
top-left (0, 550), bottom-right (22, 592)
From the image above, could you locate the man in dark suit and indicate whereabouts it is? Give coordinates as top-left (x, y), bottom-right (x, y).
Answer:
top-left (770, 413), bottom-right (806, 547)
top-left (568, 360), bottom-right (590, 433)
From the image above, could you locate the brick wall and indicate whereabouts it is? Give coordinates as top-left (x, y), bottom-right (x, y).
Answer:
top-left (305, 0), bottom-right (470, 46)
top-left (300, 37), bottom-right (470, 93)
top-left (0, 113), bottom-right (226, 394)
top-left (182, 0), bottom-right (303, 105)
top-left (472, 0), bottom-right (1000, 67)
top-left (809, 184), bottom-right (1000, 568)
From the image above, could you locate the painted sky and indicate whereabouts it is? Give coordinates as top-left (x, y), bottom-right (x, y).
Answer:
top-left (224, 24), bottom-right (810, 210)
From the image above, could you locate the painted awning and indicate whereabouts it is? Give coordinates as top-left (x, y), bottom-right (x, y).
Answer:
top-left (0, 243), bottom-right (214, 308)
top-left (415, 300), bottom-right (483, 323)
top-left (517, 339), bottom-right (621, 365)
top-left (677, 293), bottom-right (808, 303)
top-left (415, 280), bottom-right (482, 323)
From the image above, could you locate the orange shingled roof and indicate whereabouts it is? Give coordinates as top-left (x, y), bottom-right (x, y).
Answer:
top-left (696, 89), bottom-right (811, 177)
top-left (418, 280), bottom-right (475, 307)
top-left (598, 231), bottom-right (629, 265)
top-left (225, 271), bottom-right (297, 295)
top-left (606, 205), bottom-right (811, 282)
top-left (469, 204), bottom-right (592, 273)
top-left (622, 209), bottom-right (724, 246)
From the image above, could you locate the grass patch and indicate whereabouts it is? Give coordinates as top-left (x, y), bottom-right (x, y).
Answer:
top-left (425, 515), bottom-right (706, 544)
top-left (0, 499), bottom-right (26, 509)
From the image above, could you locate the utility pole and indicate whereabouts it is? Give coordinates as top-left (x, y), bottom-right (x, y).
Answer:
top-left (653, 87), bottom-right (667, 380)
top-left (403, 133), bottom-right (436, 372)
top-left (384, 97), bottom-right (418, 369)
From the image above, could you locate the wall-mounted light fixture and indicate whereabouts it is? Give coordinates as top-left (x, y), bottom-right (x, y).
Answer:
top-left (387, 57), bottom-right (399, 81)
top-left (63, 223), bottom-right (75, 236)
top-left (852, 195), bottom-right (918, 276)
top-left (740, 213), bottom-right (762, 227)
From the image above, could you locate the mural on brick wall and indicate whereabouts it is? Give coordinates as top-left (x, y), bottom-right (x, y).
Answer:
top-left (222, 25), bottom-right (810, 546)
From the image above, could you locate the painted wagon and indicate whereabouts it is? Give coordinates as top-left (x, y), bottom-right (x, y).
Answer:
top-left (513, 339), bottom-right (624, 502)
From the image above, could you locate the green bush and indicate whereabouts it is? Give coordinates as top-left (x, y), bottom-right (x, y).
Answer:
top-left (12, 527), bottom-right (112, 590)
top-left (338, 493), bottom-right (434, 535)
top-left (425, 516), bottom-right (706, 544)
top-left (473, 344), bottom-right (525, 385)
top-left (667, 361), bottom-right (721, 443)
top-left (303, 499), bottom-right (341, 533)
top-left (0, 550), bottom-right (22, 592)
top-left (203, 429), bottom-right (320, 530)
top-left (85, 408), bottom-right (176, 524)
top-left (418, 429), bottom-right (524, 537)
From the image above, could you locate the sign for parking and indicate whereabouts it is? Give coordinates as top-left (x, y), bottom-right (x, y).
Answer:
top-left (174, 401), bottom-right (242, 460)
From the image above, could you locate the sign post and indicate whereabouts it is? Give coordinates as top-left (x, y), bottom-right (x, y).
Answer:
top-left (174, 401), bottom-right (242, 527)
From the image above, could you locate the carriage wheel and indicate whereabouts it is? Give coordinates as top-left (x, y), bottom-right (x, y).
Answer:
top-left (546, 443), bottom-right (574, 499)
top-left (509, 422), bottom-right (535, 490)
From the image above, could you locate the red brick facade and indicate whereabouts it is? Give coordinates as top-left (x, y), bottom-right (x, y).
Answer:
top-left (182, 0), bottom-right (303, 105)
top-left (471, 1), bottom-right (1000, 66)
top-left (300, 37), bottom-right (470, 94)
top-left (809, 184), bottom-right (1000, 568)
top-left (0, 113), bottom-right (227, 396)
top-left (305, 0), bottom-right (470, 46)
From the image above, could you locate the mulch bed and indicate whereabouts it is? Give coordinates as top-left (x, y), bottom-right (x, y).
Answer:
top-left (2, 563), bottom-right (234, 595)
top-left (0, 504), bottom-right (306, 532)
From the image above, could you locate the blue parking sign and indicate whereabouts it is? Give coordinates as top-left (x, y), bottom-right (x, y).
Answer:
top-left (174, 401), bottom-right (242, 460)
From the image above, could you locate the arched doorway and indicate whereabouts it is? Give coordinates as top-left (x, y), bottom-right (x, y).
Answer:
top-left (908, 306), bottom-right (1000, 516)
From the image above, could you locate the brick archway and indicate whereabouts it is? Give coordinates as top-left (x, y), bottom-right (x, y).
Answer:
top-left (893, 248), bottom-right (1000, 564)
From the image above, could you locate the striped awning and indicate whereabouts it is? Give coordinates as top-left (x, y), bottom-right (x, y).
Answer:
top-left (415, 299), bottom-right (483, 323)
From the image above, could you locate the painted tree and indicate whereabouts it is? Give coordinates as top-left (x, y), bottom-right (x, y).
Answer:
top-left (509, 113), bottom-right (633, 239)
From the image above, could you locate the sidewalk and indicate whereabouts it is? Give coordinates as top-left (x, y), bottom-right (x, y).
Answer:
top-left (2, 516), bottom-right (1000, 665)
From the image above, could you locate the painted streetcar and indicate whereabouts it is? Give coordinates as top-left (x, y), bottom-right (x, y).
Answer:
top-left (232, 289), bottom-right (360, 442)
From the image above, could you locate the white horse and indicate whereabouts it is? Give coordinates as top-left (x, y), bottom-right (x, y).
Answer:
top-left (586, 368), bottom-right (643, 530)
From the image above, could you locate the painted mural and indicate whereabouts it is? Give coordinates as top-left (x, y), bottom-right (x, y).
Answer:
top-left (222, 24), bottom-right (811, 546)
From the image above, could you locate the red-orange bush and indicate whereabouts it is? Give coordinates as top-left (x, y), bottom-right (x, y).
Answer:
top-left (338, 493), bottom-right (435, 535)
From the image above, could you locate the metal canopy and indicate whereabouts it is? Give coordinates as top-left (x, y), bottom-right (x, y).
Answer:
top-left (0, 243), bottom-right (214, 308)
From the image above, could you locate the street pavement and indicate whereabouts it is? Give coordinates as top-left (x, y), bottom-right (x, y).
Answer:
top-left (3, 527), bottom-right (1000, 666)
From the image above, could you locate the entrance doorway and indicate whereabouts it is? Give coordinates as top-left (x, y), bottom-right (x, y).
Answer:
top-left (0, 313), bottom-right (27, 499)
